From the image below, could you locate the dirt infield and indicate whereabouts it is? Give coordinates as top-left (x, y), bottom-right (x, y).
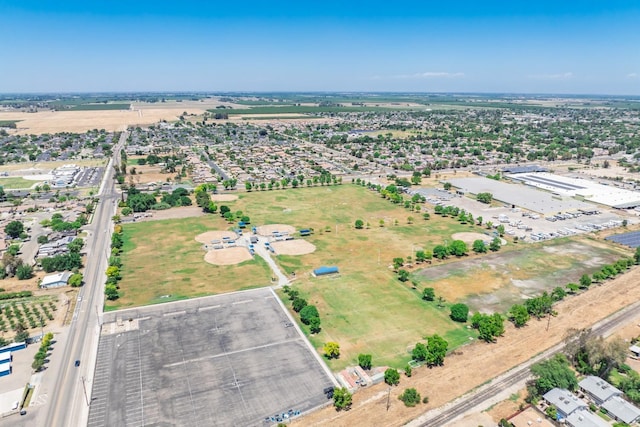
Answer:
top-left (271, 239), bottom-right (316, 255)
top-left (451, 232), bottom-right (490, 244)
top-left (204, 247), bottom-right (252, 265)
top-left (211, 194), bottom-right (238, 202)
top-left (194, 231), bottom-right (237, 244)
top-left (257, 224), bottom-right (296, 236)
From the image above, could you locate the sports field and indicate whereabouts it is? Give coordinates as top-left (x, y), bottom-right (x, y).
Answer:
top-left (106, 216), bottom-right (272, 311)
top-left (113, 185), bottom-right (628, 369)
top-left (0, 177), bottom-right (38, 189)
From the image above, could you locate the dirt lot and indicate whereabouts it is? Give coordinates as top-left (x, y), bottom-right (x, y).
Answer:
top-left (451, 232), bottom-right (490, 245)
top-left (414, 238), bottom-right (626, 312)
top-left (257, 224), bottom-right (296, 236)
top-left (211, 194), bottom-right (238, 202)
top-left (194, 230), bottom-right (237, 244)
top-left (271, 239), bottom-right (316, 255)
top-left (292, 265), bottom-right (640, 427)
top-left (203, 247), bottom-right (253, 265)
top-left (138, 206), bottom-right (204, 222)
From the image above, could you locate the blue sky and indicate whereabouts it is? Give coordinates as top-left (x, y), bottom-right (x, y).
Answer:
top-left (0, 1), bottom-right (638, 94)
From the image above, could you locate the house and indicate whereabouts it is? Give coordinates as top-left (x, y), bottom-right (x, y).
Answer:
top-left (565, 409), bottom-right (609, 427)
top-left (601, 395), bottom-right (640, 424)
top-left (578, 376), bottom-right (622, 405)
top-left (41, 271), bottom-right (71, 289)
top-left (542, 388), bottom-right (587, 419)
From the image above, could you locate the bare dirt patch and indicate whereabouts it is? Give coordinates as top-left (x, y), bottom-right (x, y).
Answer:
top-left (194, 230), bottom-right (237, 244)
top-left (137, 206), bottom-right (204, 222)
top-left (271, 239), bottom-right (316, 255)
top-left (211, 194), bottom-right (239, 202)
top-left (292, 266), bottom-right (640, 427)
top-left (203, 247), bottom-right (252, 265)
top-left (257, 224), bottom-right (296, 236)
top-left (451, 232), bottom-right (490, 245)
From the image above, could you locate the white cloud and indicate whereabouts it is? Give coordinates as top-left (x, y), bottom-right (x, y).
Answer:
top-left (628, 73), bottom-right (638, 79)
top-left (527, 72), bottom-right (573, 80)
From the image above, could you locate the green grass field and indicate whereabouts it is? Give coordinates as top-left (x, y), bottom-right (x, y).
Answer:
top-left (0, 177), bottom-right (37, 189)
top-left (219, 185), bottom-right (489, 369)
top-left (106, 215), bottom-right (272, 311)
top-left (0, 120), bottom-right (20, 128)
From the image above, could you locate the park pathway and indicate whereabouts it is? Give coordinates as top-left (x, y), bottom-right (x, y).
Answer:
top-left (242, 235), bottom-right (290, 287)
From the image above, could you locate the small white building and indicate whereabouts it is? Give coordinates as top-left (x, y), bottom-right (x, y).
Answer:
top-left (41, 271), bottom-right (71, 289)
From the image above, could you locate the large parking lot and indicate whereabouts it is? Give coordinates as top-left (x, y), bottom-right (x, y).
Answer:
top-left (414, 186), bottom-right (632, 242)
top-left (87, 288), bottom-right (335, 427)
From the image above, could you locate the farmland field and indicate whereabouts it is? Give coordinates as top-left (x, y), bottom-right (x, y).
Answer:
top-left (66, 103), bottom-right (131, 111)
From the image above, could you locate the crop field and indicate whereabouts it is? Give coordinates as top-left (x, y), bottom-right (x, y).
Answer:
top-left (66, 103), bottom-right (131, 111)
top-left (106, 216), bottom-right (272, 311)
top-left (208, 105), bottom-right (422, 115)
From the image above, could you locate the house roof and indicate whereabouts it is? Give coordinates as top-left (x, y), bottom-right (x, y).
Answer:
top-left (578, 376), bottom-right (622, 402)
top-left (41, 271), bottom-right (71, 287)
top-left (601, 396), bottom-right (640, 424)
top-left (542, 388), bottom-right (586, 416)
top-left (566, 409), bottom-right (609, 427)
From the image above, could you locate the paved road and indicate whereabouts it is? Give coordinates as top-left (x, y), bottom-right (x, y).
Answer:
top-left (43, 132), bottom-right (124, 427)
top-left (246, 235), bottom-right (290, 287)
top-left (408, 298), bottom-right (640, 427)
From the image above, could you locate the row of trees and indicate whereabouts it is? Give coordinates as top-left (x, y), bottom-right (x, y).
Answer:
top-left (105, 226), bottom-right (123, 300)
top-left (32, 332), bottom-right (54, 372)
top-left (194, 184), bottom-right (218, 213)
top-left (283, 286), bottom-right (321, 334)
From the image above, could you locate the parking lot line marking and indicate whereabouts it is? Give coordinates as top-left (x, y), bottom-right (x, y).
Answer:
top-left (198, 304), bottom-right (221, 311)
top-left (164, 337), bottom-right (301, 368)
top-left (231, 299), bottom-right (253, 305)
top-left (163, 310), bottom-right (186, 317)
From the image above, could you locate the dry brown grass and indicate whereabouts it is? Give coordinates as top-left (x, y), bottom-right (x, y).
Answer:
top-left (292, 265), bottom-right (640, 427)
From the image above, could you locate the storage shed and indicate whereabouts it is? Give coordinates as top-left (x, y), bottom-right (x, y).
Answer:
top-left (313, 266), bottom-right (339, 276)
top-left (41, 271), bottom-right (72, 289)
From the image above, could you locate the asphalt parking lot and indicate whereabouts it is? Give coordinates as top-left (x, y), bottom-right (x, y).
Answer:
top-left (76, 167), bottom-right (104, 187)
top-left (87, 288), bottom-right (335, 427)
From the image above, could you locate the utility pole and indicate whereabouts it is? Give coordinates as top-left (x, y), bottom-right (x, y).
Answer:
top-left (81, 376), bottom-right (90, 406)
top-left (386, 386), bottom-right (391, 411)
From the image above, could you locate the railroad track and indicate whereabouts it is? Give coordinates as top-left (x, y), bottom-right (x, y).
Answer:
top-left (416, 300), bottom-right (640, 426)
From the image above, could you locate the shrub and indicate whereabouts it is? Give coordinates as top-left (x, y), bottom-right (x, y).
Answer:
top-left (398, 388), bottom-right (421, 407)
top-left (449, 303), bottom-right (469, 322)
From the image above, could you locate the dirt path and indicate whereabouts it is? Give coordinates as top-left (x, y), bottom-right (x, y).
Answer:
top-left (293, 266), bottom-right (640, 427)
